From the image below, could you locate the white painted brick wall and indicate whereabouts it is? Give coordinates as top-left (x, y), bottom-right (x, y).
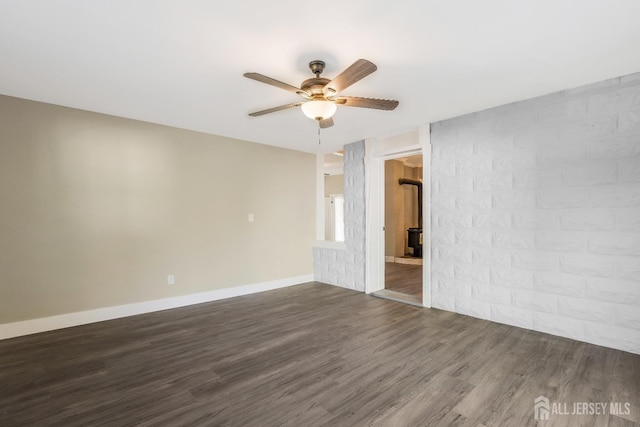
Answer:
top-left (585, 277), bottom-right (640, 305)
top-left (533, 272), bottom-right (585, 296)
top-left (618, 257), bottom-right (640, 281)
top-left (620, 158), bottom-right (640, 183)
top-left (431, 72), bottom-right (640, 354)
top-left (472, 283), bottom-right (511, 305)
top-left (313, 141), bottom-right (366, 291)
top-left (491, 268), bottom-right (534, 289)
top-left (560, 208), bottom-right (615, 231)
top-left (560, 254), bottom-right (616, 277)
top-left (456, 229), bottom-right (492, 248)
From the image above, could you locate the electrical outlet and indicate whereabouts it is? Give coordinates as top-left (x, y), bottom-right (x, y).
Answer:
top-left (167, 275), bottom-right (175, 285)
top-left (248, 213), bottom-right (254, 222)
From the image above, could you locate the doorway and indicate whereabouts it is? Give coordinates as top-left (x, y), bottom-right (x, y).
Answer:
top-left (376, 155), bottom-right (423, 305)
top-left (364, 126), bottom-right (431, 308)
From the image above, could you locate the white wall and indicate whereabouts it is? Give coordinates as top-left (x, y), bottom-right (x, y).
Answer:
top-left (430, 72), bottom-right (640, 354)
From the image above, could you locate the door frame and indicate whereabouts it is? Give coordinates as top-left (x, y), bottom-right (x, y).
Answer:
top-left (365, 124), bottom-right (432, 307)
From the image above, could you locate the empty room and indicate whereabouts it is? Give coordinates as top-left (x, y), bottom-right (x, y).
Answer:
top-left (1, 1), bottom-right (639, 426)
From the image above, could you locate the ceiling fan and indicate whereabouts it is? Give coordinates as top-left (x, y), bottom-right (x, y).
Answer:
top-left (243, 59), bottom-right (399, 128)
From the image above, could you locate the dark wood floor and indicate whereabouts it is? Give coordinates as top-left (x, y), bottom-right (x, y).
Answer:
top-left (385, 261), bottom-right (422, 298)
top-left (1, 282), bottom-right (638, 426)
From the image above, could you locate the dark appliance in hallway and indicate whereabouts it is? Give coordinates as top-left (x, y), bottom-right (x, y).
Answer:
top-left (399, 178), bottom-right (422, 258)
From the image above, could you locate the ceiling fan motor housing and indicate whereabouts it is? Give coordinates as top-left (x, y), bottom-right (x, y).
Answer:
top-left (301, 77), bottom-right (331, 98)
top-left (308, 60), bottom-right (326, 75)
top-left (304, 60), bottom-right (335, 97)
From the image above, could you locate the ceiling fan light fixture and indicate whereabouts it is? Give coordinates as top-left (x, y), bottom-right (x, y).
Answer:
top-left (301, 100), bottom-right (337, 121)
top-left (244, 59), bottom-right (398, 129)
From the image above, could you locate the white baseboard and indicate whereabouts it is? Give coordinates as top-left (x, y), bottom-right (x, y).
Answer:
top-left (0, 274), bottom-right (313, 340)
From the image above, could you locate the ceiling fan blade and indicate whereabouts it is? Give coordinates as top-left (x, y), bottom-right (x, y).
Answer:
top-left (323, 59), bottom-right (377, 95)
top-left (319, 117), bottom-right (334, 129)
top-left (243, 72), bottom-right (310, 98)
top-left (248, 102), bottom-right (303, 117)
top-left (333, 96), bottom-right (399, 110)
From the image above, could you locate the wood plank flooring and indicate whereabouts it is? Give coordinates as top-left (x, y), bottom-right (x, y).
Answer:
top-left (385, 261), bottom-right (422, 298)
top-left (1, 282), bottom-right (639, 426)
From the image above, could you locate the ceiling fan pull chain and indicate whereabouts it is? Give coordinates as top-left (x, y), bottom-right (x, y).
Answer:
top-left (318, 125), bottom-right (321, 145)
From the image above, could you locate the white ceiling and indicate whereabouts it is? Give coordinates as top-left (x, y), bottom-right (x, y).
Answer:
top-left (1, 1), bottom-right (639, 154)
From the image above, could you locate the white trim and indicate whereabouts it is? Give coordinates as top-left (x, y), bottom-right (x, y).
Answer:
top-left (316, 153), bottom-right (325, 240)
top-left (365, 138), bottom-right (385, 294)
top-left (0, 274), bottom-right (313, 340)
top-left (419, 123), bottom-right (432, 308)
top-left (366, 129), bottom-right (431, 307)
top-left (379, 145), bottom-right (423, 160)
top-left (371, 289), bottom-right (423, 308)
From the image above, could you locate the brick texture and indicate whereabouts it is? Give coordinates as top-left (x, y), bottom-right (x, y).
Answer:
top-left (313, 141), bottom-right (366, 291)
top-left (431, 72), bottom-right (640, 354)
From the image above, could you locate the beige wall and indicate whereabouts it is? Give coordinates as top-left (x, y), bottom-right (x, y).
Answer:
top-left (385, 160), bottom-right (404, 257)
top-left (324, 174), bottom-right (344, 197)
top-left (0, 95), bottom-right (316, 324)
